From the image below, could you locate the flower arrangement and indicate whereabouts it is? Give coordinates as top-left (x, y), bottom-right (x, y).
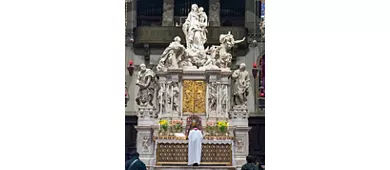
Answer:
top-left (159, 119), bottom-right (168, 132)
top-left (206, 120), bottom-right (216, 135)
top-left (217, 120), bottom-right (228, 133)
top-left (170, 119), bottom-right (183, 132)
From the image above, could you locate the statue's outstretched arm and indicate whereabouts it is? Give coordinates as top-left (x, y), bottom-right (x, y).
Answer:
top-left (234, 37), bottom-right (246, 44)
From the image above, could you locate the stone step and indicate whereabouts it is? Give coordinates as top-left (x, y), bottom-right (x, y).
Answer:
top-left (151, 165), bottom-right (237, 170)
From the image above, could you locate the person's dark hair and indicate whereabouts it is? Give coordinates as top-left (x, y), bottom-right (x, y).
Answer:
top-left (130, 151), bottom-right (139, 158)
top-left (246, 155), bottom-right (254, 163)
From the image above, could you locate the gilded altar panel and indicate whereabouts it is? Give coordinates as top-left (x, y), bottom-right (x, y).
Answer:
top-left (193, 81), bottom-right (206, 114)
top-left (182, 80), bottom-right (206, 114)
top-left (182, 80), bottom-right (194, 113)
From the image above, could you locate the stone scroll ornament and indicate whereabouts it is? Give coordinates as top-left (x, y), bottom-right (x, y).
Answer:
top-left (135, 64), bottom-right (157, 107)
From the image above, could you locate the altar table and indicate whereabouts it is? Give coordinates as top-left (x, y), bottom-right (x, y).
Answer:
top-left (154, 139), bottom-right (234, 166)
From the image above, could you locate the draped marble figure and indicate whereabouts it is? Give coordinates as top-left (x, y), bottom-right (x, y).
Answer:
top-left (135, 64), bottom-right (156, 107)
top-left (157, 36), bottom-right (186, 71)
top-left (216, 31), bottom-right (246, 68)
top-left (182, 4), bottom-right (208, 51)
top-left (232, 63), bottom-right (250, 107)
top-left (188, 128), bottom-right (203, 166)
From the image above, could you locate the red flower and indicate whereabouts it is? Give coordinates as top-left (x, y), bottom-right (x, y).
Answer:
top-left (128, 60), bottom-right (133, 66)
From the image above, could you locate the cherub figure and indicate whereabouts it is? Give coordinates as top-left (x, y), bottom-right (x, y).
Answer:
top-left (142, 135), bottom-right (149, 152)
top-left (198, 7), bottom-right (208, 44)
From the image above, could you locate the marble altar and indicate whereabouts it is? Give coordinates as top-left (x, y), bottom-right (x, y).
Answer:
top-left (133, 3), bottom-right (250, 170)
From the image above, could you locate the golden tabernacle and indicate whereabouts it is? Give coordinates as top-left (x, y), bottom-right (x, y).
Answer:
top-left (155, 139), bottom-right (233, 166)
top-left (182, 80), bottom-right (206, 114)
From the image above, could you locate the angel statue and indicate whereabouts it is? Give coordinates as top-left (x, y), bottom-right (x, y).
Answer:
top-left (215, 31), bottom-right (246, 68)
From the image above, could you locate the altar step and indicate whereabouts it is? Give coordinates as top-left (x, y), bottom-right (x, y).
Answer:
top-left (151, 165), bottom-right (237, 170)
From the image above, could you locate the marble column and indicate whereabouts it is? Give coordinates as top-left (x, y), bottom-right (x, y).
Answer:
top-left (209, 0), bottom-right (220, 26)
top-left (162, 0), bottom-right (174, 26)
top-left (126, 0), bottom-right (137, 30)
top-left (245, 0), bottom-right (257, 32)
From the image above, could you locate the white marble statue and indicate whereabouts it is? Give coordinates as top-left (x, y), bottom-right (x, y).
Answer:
top-left (182, 4), bottom-right (208, 51)
top-left (215, 32), bottom-right (246, 69)
top-left (159, 3), bottom-right (247, 70)
top-left (171, 82), bottom-right (180, 114)
top-left (232, 63), bottom-right (250, 107)
top-left (208, 82), bottom-right (217, 114)
top-left (219, 85), bottom-right (228, 114)
top-left (198, 7), bottom-right (208, 45)
top-left (135, 64), bottom-right (157, 107)
top-left (157, 36), bottom-right (186, 71)
top-left (157, 83), bottom-right (166, 114)
top-left (203, 46), bottom-right (219, 69)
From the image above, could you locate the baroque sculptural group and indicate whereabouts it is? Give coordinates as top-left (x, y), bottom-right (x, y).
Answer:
top-left (156, 4), bottom-right (246, 72)
top-left (135, 3), bottom-right (250, 111)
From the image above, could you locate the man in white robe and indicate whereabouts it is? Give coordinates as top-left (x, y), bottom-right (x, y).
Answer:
top-left (188, 128), bottom-right (203, 166)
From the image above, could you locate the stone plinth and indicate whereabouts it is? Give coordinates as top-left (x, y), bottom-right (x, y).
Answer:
top-left (135, 125), bottom-right (155, 166)
top-left (232, 127), bottom-right (251, 169)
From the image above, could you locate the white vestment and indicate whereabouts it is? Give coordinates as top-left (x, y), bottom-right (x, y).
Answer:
top-left (188, 129), bottom-right (203, 165)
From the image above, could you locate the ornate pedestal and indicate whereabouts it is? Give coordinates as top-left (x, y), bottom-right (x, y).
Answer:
top-left (135, 125), bottom-right (155, 166)
top-left (232, 126), bottom-right (251, 168)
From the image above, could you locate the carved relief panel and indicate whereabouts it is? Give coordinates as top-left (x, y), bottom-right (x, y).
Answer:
top-left (235, 136), bottom-right (245, 153)
top-left (137, 132), bottom-right (153, 154)
top-left (157, 83), bottom-right (167, 115)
